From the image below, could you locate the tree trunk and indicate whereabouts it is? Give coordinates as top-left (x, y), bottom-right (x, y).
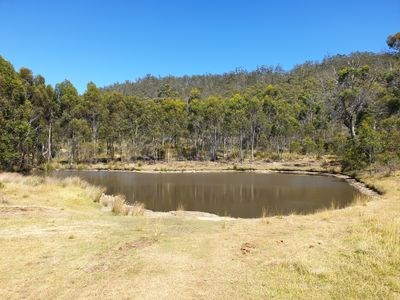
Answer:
top-left (119, 140), bottom-right (123, 162)
top-left (47, 122), bottom-right (52, 163)
top-left (110, 140), bottom-right (115, 160)
top-left (250, 126), bottom-right (255, 161)
top-left (350, 116), bottom-right (356, 139)
top-left (213, 128), bottom-right (217, 161)
top-left (239, 129), bottom-right (243, 162)
top-left (223, 137), bottom-right (226, 159)
top-left (92, 125), bottom-right (97, 163)
top-left (276, 143), bottom-right (281, 160)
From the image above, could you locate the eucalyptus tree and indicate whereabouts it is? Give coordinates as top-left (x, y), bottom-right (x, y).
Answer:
top-left (263, 86), bottom-right (299, 159)
top-left (0, 57), bottom-right (33, 171)
top-left (124, 96), bottom-right (144, 159)
top-left (387, 32), bottom-right (400, 53)
top-left (226, 94), bottom-right (247, 161)
top-left (30, 81), bottom-right (58, 163)
top-left (160, 98), bottom-right (188, 159)
top-left (203, 96), bottom-right (226, 161)
top-left (83, 82), bottom-right (103, 162)
top-left (334, 66), bottom-right (376, 139)
top-left (100, 92), bottom-right (128, 161)
top-left (55, 80), bottom-right (89, 164)
top-left (188, 97), bottom-right (207, 159)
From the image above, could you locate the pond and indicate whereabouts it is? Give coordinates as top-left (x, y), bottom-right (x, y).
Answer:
top-left (53, 170), bottom-right (361, 218)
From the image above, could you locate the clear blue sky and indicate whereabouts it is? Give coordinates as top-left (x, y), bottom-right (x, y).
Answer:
top-left (1, 0), bottom-right (399, 93)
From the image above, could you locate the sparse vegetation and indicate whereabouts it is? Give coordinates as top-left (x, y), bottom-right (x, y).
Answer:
top-left (176, 203), bottom-right (185, 211)
top-left (129, 201), bottom-right (145, 216)
top-left (0, 168), bottom-right (398, 298)
top-left (99, 193), bottom-right (145, 216)
top-left (111, 194), bottom-right (127, 215)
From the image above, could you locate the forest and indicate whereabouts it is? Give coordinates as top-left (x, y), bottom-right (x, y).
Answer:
top-left (1, 33), bottom-right (399, 172)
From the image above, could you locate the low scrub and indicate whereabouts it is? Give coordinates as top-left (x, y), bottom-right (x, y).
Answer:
top-left (128, 202), bottom-right (145, 216)
top-left (85, 185), bottom-right (106, 203)
top-left (111, 195), bottom-right (127, 215)
top-left (100, 193), bottom-right (145, 216)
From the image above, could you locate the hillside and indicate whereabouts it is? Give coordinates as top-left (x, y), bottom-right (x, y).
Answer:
top-left (103, 52), bottom-right (395, 100)
top-left (1, 37), bottom-right (399, 172)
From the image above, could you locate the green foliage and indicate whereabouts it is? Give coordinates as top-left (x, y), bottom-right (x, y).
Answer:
top-left (340, 117), bottom-right (382, 171)
top-left (340, 139), bottom-right (368, 171)
top-left (0, 35), bottom-right (399, 172)
top-left (289, 141), bottom-right (301, 153)
top-left (302, 136), bottom-right (317, 154)
top-left (387, 32), bottom-right (400, 53)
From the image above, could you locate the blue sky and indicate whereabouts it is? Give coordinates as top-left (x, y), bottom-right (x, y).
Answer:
top-left (1, 0), bottom-right (399, 93)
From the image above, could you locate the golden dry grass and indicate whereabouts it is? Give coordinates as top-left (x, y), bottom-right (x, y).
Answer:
top-left (128, 201), bottom-right (145, 216)
top-left (0, 170), bottom-right (399, 299)
top-left (110, 194), bottom-right (127, 215)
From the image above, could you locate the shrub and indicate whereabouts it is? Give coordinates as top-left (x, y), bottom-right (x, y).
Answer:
top-left (302, 136), bottom-right (317, 154)
top-left (111, 195), bottom-right (128, 215)
top-left (128, 202), bottom-right (145, 216)
top-left (85, 185), bottom-right (106, 202)
top-left (289, 141), bottom-right (301, 153)
top-left (99, 193), bottom-right (113, 208)
top-left (43, 163), bottom-right (55, 174)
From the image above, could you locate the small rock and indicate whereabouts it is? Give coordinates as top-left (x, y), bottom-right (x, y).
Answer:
top-left (240, 242), bottom-right (256, 254)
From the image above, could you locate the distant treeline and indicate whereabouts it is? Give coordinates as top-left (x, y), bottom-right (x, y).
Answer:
top-left (1, 33), bottom-right (399, 172)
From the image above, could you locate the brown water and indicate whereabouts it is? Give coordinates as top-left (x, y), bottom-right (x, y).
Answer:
top-left (53, 170), bottom-right (361, 218)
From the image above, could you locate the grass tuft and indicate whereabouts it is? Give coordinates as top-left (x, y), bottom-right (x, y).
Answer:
top-left (351, 193), bottom-right (371, 206)
top-left (127, 202), bottom-right (145, 216)
top-left (176, 203), bottom-right (185, 211)
top-left (85, 185), bottom-right (106, 203)
top-left (111, 194), bottom-right (128, 215)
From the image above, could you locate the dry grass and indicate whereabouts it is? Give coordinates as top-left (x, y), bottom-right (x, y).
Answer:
top-left (176, 203), bottom-right (185, 211)
top-left (128, 201), bottom-right (145, 216)
top-left (350, 193), bottom-right (371, 206)
top-left (0, 171), bottom-right (399, 299)
top-left (99, 193), bottom-right (145, 216)
top-left (111, 194), bottom-right (128, 215)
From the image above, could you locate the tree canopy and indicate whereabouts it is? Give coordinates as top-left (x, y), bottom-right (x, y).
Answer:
top-left (1, 33), bottom-right (399, 172)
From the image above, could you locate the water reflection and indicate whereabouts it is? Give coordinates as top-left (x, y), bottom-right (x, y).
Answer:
top-left (53, 171), bottom-right (360, 218)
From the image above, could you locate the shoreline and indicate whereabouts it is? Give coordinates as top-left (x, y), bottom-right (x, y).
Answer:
top-left (51, 165), bottom-right (382, 220)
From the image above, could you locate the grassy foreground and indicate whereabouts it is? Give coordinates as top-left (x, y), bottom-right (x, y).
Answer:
top-left (0, 170), bottom-right (399, 299)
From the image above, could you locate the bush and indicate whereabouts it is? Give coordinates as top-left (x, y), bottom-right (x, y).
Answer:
top-left (302, 136), bottom-right (317, 154)
top-left (85, 185), bottom-right (106, 202)
top-left (111, 195), bottom-right (128, 215)
top-left (128, 202), bottom-right (145, 216)
top-left (43, 163), bottom-right (55, 174)
top-left (340, 139), bottom-right (368, 171)
top-left (289, 141), bottom-right (301, 153)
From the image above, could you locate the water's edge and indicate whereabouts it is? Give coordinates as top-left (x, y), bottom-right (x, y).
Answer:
top-left (53, 168), bottom-right (380, 220)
